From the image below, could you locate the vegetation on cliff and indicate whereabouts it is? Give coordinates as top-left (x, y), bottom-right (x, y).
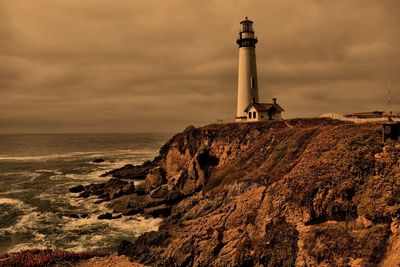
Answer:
top-left (79, 118), bottom-right (400, 266)
top-left (0, 249), bottom-right (109, 267)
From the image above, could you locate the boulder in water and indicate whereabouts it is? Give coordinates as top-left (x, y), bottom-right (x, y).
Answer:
top-left (97, 212), bottom-right (113, 220)
top-left (69, 185), bottom-right (85, 193)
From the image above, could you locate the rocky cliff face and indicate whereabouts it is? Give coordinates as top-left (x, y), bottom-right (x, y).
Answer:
top-left (82, 118), bottom-right (400, 266)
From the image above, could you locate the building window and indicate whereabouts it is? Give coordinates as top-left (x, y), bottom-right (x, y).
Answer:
top-left (249, 112), bottom-right (252, 119)
top-left (253, 111), bottom-right (256, 118)
top-left (241, 22), bottom-right (253, 32)
top-left (250, 77), bottom-right (255, 89)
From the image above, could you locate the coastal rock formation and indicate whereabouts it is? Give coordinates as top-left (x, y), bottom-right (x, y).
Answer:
top-left (92, 158), bottom-right (105, 163)
top-left (69, 185), bottom-right (85, 193)
top-left (101, 160), bottom-right (159, 180)
top-left (77, 118), bottom-right (400, 266)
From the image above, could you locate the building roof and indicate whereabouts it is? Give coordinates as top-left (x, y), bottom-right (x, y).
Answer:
top-left (244, 103), bottom-right (285, 113)
top-left (343, 111), bottom-right (385, 118)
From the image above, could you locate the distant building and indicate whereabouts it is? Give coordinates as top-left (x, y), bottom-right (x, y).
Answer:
top-left (235, 17), bottom-right (284, 122)
top-left (321, 111), bottom-right (400, 123)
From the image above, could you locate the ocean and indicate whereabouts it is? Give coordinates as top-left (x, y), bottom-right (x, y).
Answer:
top-left (0, 133), bottom-right (171, 253)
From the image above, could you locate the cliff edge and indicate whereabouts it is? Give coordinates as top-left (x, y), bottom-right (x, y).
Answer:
top-left (80, 118), bottom-right (400, 266)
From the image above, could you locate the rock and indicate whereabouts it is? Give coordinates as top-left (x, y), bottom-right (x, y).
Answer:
top-left (108, 195), bottom-right (134, 214)
top-left (109, 188), bottom-right (123, 200)
top-left (80, 213), bottom-right (89, 218)
top-left (101, 160), bottom-right (157, 179)
top-left (94, 199), bottom-right (105, 204)
top-left (112, 214), bottom-right (123, 219)
top-left (108, 194), bottom-right (166, 215)
top-left (68, 213), bottom-right (80, 219)
top-left (149, 184), bottom-right (183, 202)
top-left (93, 158), bottom-right (105, 163)
top-left (122, 208), bottom-right (142, 216)
top-left (145, 167), bottom-right (166, 192)
top-left (97, 212), bottom-right (113, 220)
top-left (122, 183), bottom-right (135, 195)
top-left (150, 185), bottom-right (169, 199)
top-left (74, 119), bottom-right (400, 266)
top-left (69, 185), bottom-right (85, 193)
top-left (79, 183), bottom-right (105, 198)
top-left (135, 184), bottom-right (147, 195)
top-left (78, 191), bottom-right (91, 198)
top-left (118, 231), bottom-right (171, 264)
top-left (144, 204), bottom-right (171, 217)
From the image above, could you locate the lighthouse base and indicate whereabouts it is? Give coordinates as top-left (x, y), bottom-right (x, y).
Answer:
top-left (235, 116), bottom-right (248, 122)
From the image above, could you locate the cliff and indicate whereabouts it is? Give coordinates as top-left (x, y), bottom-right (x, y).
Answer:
top-left (80, 118), bottom-right (400, 266)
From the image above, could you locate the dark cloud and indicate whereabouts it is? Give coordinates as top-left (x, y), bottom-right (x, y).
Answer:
top-left (0, 0), bottom-right (399, 133)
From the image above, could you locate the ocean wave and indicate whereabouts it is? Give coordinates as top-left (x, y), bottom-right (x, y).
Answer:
top-left (6, 244), bottom-right (48, 254)
top-left (2, 171), bottom-right (41, 180)
top-left (68, 196), bottom-right (106, 209)
top-left (2, 197), bottom-right (162, 253)
top-left (49, 171), bottom-right (105, 182)
top-left (48, 158), bottom-right (144, 182)
top-left (0, 148), bottom-right (157, 162)
top-left (0, 198), bottom-right (42, 236)
top-left (0, 188), bottom-right (30, 195)
top-left (35, 169), bottom-right (63, 175)
top-left (0, 197), bottom-right (33, 209)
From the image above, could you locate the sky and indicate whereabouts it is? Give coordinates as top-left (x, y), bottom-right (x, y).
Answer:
top-left (1, 0), bottom-right (399, 133)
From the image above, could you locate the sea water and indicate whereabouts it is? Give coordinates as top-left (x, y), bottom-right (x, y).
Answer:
top-left (0, 133), bottom-right (171, 253)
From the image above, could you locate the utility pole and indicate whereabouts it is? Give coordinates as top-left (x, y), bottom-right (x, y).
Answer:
top-left (388, 72), bottom-right (392, 119)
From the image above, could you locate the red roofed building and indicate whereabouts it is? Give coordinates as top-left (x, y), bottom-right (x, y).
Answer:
top-left (244, 98), bottom-right (284, 121)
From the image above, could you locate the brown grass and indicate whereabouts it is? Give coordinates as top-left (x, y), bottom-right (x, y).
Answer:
top-left (0, 249), bottom-right (109, 267)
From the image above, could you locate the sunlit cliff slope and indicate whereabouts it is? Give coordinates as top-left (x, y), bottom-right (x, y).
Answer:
top-left (83, 118), bottom-right (400, 266)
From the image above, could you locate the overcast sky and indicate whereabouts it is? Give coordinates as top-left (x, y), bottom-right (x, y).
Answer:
top-left (1, 0), bottom-right (399, 133)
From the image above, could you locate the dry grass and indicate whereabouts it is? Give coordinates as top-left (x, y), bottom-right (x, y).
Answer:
top-left (0, 249), bottom-right (109, 267)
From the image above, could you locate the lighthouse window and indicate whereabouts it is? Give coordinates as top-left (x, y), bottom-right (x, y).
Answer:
top-left (249, 112), bottom-right (252, 119)
top-left (241, 22), bottom-right (253, 32)
top-left (253, 111), bottom-right (256, 118)
top-left (251, 77), bottom-right (255, 89)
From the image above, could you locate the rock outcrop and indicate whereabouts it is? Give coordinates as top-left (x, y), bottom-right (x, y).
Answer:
top-left (77, 118), bottom-right (400, 266)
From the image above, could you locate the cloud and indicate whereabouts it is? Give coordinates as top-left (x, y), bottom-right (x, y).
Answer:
top-left (0, 0), bottom-right (399, 133)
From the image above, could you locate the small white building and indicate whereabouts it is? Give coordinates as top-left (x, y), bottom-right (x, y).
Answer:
top-left (245, 98), bottom-right (284, 122)
top-left (321, 111), bottom-right (400, 123)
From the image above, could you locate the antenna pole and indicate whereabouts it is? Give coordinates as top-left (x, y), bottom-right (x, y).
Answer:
top-left (388, 72), bottom-right (392, 117)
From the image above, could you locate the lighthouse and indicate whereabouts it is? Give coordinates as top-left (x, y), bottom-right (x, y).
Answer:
top-left (235, 17), bottom-right (259, 121)
top-left (235, 17), bottom-right (284, 122)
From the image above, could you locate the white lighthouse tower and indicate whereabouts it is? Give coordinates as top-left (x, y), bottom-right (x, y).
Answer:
top-left (235, 17), bottom-right (259, 121)
top-left (235, 17), bottom-right (284, 122)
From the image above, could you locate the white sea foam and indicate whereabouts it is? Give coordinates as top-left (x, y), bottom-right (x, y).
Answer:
top-left (3, 171), bottom-right (41, 180)
top-left (33, 192), bottom-right (66, 204)
top-left (0, 148), bottom-right (157, 162)
top-left (0, 198), bottom-right (57, 236)
top-left (35, 169), bottom-right (63, 175)
top-left (0, 197), bottom-right (32, 208)
top-left (0, 188), bottom-right (29, 195)
top-left (49, 158), bottom-right (143, 182)
top-left (110, 215), bottom-right (162, 235)
top-left (68, 196), bottom-right (108, 211)
top-left (6, 243), bottom-right (48, 253)
top-left (49, 171), bottom-right (104, 182)
top-left (62, 214), bottom-right (162, 239)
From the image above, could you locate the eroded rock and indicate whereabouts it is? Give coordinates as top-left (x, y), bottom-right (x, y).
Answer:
top-left (69, 185), bottom-right (85, 193)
